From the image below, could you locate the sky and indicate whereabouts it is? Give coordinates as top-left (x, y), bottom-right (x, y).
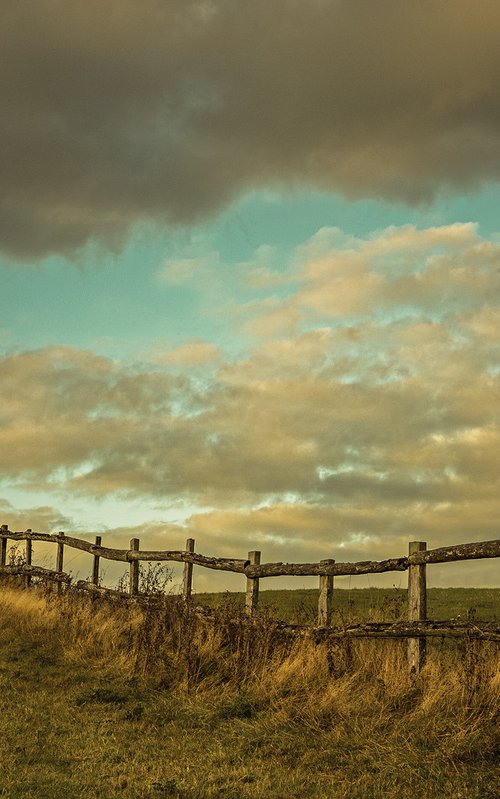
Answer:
top-left (1, 1), bottom-right (500, 591)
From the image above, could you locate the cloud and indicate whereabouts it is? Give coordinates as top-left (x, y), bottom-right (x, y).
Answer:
top-left (1, 495), bottom-right (498, 589)
top-left (152, 340), bottom-right (221, 366)
top-left (243, 299), bottom-right (302, 338)
top-left (0, 498), bottom-right (73, 533)
top-left (295, 223), bottom-right (500, 320)
top-left (1, 224), bottom-right (499, 583)
top-left (0, 345), bottom-right (189, 480)
top-left (2, 1), bottom-right (500, 259)
top-left (182, 498), bottom-right (500, 587)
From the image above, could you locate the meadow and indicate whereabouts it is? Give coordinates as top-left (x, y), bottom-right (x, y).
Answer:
top-left (195, 585), bottom-right (500, 624)
top-left (0, 583), bottom-right (498, 799)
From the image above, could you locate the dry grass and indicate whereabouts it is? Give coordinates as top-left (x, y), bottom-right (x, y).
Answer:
top-left (0, 584), bottom-right (498, 799)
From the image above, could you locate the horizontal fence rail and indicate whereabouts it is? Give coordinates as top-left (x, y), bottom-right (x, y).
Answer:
top-left (308, 620), bottom-right (500, 642)
top-left (1, 528), bottom-right (499, 575)
top-left (1, 524), bottom-right (499, 677)
top-left (0, 564), bottom-right (72, 584)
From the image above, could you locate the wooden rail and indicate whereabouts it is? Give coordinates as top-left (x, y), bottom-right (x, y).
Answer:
top-left (1, 524), bottom-right (499, 677)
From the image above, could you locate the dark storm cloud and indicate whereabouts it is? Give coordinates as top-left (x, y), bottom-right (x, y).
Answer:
top-left (2, 0), bottom-right (500, 259)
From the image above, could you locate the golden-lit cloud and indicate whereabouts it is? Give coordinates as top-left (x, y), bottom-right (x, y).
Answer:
top-left (152, 340), bottom-right (222, 367)
top-left (2, 2), bottom-right (500, 258)
top-left (243, 300), bottom-right (302, 338)
top-left (295, 223), bottom-right (500, 319)
top-left (1, 225), bottom-right (499, 581)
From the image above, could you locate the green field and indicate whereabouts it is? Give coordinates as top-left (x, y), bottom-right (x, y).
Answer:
top-left (194, 586), bottom-right (500, 624)
top-left (0, 585), bottom-right (498, 799)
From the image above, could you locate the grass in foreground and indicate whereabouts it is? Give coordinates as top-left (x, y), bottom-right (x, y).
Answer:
top-left (0, 585), bottom-right (498, 799)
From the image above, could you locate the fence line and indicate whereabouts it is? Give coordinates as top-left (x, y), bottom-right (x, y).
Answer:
top-left (1, 524), bottom-right (499, 677)
top-left (1, 528), bottom-right (498, 574)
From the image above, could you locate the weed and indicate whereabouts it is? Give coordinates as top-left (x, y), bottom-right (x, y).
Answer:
top-left (7, 543), bottom-right (26, 568)
top-left (115, 562), bottom-right (173, 595)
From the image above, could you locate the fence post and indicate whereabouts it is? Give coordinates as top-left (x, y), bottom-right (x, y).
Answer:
top-left (1, 525), bottom-right (8, 570)
top-left (56, 532), bottom-right (65, 595)
top-left (408, 541), bottom-right (427, 678)
top-left (25, 530), bottom-right (32, 589)
top-left (182, 538), bottom-right (195, 600)
top-left (129, 538), bottom-right (140, 597)
top-left (92, 535), bottom-right (102, 586)
top-left (318, 559), bottom-right (335, 626)
top-left (245, 550), bottom-right (261, 617)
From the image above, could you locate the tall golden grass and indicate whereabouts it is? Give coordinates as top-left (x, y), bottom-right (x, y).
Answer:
top-left (0, 584), bottom-right (498, 799)
top-left (1, 585), bottom-right (498, 713)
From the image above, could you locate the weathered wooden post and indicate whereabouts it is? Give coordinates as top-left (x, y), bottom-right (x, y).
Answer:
top-left (92, 535), bottom-right (102, 586)
top-left (56, 532), bottom-right (65, 594)
top-left (245, 550), bottom-right (261, 617)
top-left (182, 538), bottom-right (195, 600)
top-left (1, 525), bottom-right (8, 570)
top-left (318, 559), bottom-right (335, 626)
top-left (129, 538), bottom-right (140, 597)
top-left (408, 541), bottom-right (427, 677)
top-left (25, 529), bottom-right (32, 589)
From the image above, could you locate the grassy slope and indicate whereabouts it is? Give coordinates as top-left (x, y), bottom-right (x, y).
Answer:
top-left (0, 586), bottom-right (498, 799)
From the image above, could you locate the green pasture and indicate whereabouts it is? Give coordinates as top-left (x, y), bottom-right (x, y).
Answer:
top-left (194, 586), bottom-right (500, 624)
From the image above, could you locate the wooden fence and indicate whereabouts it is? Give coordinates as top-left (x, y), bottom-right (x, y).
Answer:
top-left (1, 524), bottom-right (499, 676)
